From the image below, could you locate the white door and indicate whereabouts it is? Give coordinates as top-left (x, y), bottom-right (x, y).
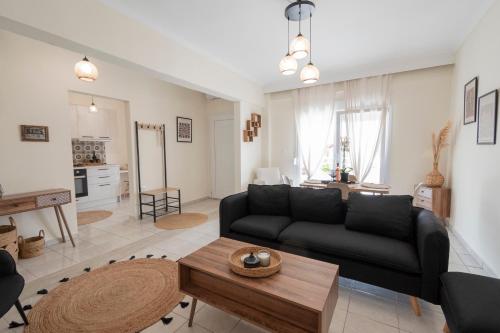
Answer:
top-left (213, 119), bottom-right (235, 199)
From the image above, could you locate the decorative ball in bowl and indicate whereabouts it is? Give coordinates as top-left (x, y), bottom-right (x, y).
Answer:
top-left (229, 246), bottom-right (282, 278)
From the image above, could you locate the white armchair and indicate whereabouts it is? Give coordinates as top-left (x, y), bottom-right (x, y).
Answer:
top-left (254, 167), bottom-right (290, 185)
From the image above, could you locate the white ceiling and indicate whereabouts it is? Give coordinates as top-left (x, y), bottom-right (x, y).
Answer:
top-left (100, 0), bottom-right (494, 93)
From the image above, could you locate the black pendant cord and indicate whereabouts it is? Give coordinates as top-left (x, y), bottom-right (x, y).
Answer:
top-left (287, 17), bottom-right (290, 54)
top-left (309, 12), bottom-right (312, 63)
top-left (298, 4), bottom-right (302, 34)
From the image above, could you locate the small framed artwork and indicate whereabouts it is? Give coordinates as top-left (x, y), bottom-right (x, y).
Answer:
top-left (20, 125), bottom-right (49, 142)
top-left (464, 77), bottom-right (478, 124)
top-left (477, 90), bottom-right (498, 145)
top-left (177, 117), bottom-right (192, 143)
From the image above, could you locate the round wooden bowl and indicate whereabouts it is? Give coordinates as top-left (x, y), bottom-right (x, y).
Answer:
top-left (228, 246), bottom-right (282, 278)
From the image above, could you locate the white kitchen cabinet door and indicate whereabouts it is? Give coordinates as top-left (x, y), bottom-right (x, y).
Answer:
top-left (75, 106), bottom-right (111, 139)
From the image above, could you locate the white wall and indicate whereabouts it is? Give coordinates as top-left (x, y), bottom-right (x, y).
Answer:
top-left (0, 30), bottom-right (210, 242)
top-left (447, 0), bottom-right (500, 276)
top-left (266, 65), bottom-right (453, 194)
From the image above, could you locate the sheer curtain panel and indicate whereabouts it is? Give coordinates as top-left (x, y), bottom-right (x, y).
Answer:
top-left (343, 75), bottom-right (391, 183)
top-left (293, 83), bottom-right (336, 180)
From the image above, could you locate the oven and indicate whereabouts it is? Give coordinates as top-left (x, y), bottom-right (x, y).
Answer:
top-left (74, 168), bottom-right (88, 198)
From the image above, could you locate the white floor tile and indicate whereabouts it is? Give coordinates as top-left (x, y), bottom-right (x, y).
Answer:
top-left (343, 312), bottom-right (399, 333)
top-left (348, 290), bottom-right (398, 327)
top-left (193, 305), bottom-right (240, 333)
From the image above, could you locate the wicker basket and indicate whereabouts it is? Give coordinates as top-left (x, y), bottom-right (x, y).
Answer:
top-left (18, 230), bottom-right (45, 259)
top-left (0, 217), bottom-right (19, 262)
top-left (228, 246), bottom-right (282, 278)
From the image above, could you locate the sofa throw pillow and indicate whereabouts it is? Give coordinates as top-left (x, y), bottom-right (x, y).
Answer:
top-left (345, 192), bottom-right (414, 242)
top-left (289, 187), bottom-right (344, 224)
top-left (247, 184), bottom-right (290, 216)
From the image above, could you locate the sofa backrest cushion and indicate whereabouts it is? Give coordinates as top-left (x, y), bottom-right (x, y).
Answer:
top-left (345, 192), bottom-right (414, 242)
top-left (289, 187), bottom-right (344, 224)
top-left (248, 184), bottom-right (290, 216)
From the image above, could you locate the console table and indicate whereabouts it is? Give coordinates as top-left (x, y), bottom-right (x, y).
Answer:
top-left (0, 188), bottom-right (75, 247)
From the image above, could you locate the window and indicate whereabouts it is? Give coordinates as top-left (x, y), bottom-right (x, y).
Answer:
top-left (336, 110), bottom-right (385, 183)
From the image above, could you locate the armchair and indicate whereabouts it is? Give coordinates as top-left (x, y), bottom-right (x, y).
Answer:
top-left (0, 250), bottom-right (29, 325)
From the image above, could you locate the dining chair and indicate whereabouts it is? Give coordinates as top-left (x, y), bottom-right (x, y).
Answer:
top-left (327, 182), bottom-right (350, 200)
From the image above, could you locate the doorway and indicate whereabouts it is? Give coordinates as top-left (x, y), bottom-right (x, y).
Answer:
top-left (212, 117), bottom-right (235, 199)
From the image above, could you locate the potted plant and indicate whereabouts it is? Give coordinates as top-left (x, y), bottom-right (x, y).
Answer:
top-left (340, 167), bottom-right (352, 183)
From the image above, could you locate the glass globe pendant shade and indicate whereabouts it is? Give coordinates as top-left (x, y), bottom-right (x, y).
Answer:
top-left (290, 33), bottom-right (310, 59)
top-left (279, 53), bottom-right (298, 75)
top-left (89, 101), bottom-right (98, 113)
top-left (300, 62), bottom-right (320, 84)
top-left (74, 56), bottom-right (99, 82)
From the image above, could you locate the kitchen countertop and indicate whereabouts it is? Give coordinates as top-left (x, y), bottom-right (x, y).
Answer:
top-left (73, 164), bottom-right (120, 170)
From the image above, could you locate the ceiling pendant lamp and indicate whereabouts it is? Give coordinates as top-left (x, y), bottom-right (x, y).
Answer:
top-left (300, 13), bottom-right (319, 84)
top-left (289, 2), bottom-right (310, 60)
top-left (89, 96), bottom-right (98, 113)
top-left (74, 56), bottom-right (99, 82)
top-left (280, 1), bottom-right (319, 84)
top-left (279, 18), bottom-right (297, 75)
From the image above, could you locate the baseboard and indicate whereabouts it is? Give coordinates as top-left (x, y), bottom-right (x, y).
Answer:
top-left (448, 225), bottom-right (497, 277)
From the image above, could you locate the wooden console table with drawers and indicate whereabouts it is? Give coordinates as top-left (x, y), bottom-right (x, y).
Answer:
top-left (0, 188), bottom-right (75, 247)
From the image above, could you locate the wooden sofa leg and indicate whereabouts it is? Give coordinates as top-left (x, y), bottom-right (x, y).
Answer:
top-left (410, 296), bottom-right (421, 316)
top-left (443, 322), bottom-right (450, 333)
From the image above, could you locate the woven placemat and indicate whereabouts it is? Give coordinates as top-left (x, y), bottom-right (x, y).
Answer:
top-left (25, 259), bottom-right (183, 333)
top-left (77, 210), bottom-right (113, 225)
top-left (154, 213), bottom-right (208, 230)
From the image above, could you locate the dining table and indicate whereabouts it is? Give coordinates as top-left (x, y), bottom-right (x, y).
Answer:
top-left (299, 181), bottom-right (390, 195)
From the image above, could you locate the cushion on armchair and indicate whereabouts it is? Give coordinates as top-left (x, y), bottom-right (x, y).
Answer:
top-left (248, 184), bottom-right (290, 216)
top-left (289, 187), bottom-right (344, 224)
top-left (345, 193), bottom-right (414, 241)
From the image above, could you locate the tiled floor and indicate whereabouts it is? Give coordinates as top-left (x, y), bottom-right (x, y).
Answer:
top-left (1, 199), bottom-right (494, 333)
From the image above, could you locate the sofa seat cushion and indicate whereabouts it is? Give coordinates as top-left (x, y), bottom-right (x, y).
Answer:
top-left (441, 272), bottom-right (500, 333)
top-left (278, 222), bottom-right (420, 274)
top-left (290, 187), bottom-right (344, 224)
top-left (230, 215), bottom-right (292, 240)
top-left (345, 193), bottom-right (414, 242)
top-left (248, 184), bottom-right (291, 216)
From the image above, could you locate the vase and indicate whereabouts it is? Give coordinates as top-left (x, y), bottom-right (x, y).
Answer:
top-left (426, 163), bottom-right (444, 187)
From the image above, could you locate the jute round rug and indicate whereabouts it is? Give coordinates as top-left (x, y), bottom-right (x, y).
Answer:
top-left (77, 210), bottom-right (113, 225)
top-left (154, 213), bottom-right (208, 230)
top-left (25, 259), bottom-right (183, 333)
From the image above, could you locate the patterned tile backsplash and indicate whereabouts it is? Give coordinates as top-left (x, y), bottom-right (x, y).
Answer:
top-left (72, 139), bottom-right (107, 165)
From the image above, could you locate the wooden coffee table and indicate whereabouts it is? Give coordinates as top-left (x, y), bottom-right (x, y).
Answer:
top-left (178, 238), bottom-right (339, 333)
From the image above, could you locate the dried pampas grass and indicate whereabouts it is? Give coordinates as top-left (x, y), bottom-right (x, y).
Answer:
top-left (432, 121), bottom-right (451, 165)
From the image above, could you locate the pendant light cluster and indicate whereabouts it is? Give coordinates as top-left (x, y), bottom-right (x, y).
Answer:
top-left (74, 55), bottom-right (100, 113)
top-left (279, 0), bottom-right (319, 84)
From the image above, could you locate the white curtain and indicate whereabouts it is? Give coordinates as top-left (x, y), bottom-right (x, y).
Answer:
top-left (293, 83), bottom-right (336, 179)
top-left (343, 75), bottom-right (391, 183)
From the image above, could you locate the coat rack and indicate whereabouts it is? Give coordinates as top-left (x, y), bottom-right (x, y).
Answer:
top-left (135, 121), bottom-right (181, 222)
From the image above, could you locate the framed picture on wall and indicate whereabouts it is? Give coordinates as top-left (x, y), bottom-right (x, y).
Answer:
top-left (20, 125), bottom-right (49, 142)
top-left (464, 77), bottom-right (478, 124)
top-left (477, 90), bottom-right (498, 145)
top-left (177, 117), bottom-right (192, 143)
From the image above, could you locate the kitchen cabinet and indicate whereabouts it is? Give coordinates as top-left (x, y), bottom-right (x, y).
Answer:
top-left (76, 165), bottom-right (120, 210)
top-left (72, 106), bottom-right (112, 140)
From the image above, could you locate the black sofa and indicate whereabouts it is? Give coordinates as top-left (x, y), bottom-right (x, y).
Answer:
top-left (220, 185), bottom-right (449, 305)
